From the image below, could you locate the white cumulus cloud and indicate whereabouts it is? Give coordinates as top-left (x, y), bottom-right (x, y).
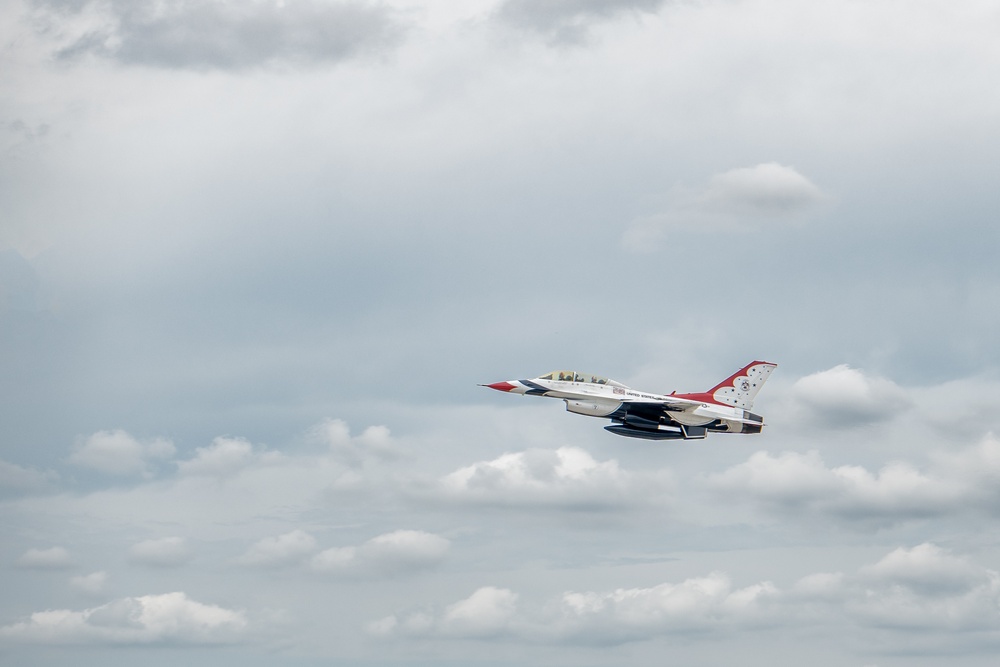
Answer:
top-left (704, 162), bottom-right (826, 215)
top-left (859, 543), bottom-right (989, 596)
top-left (707, 449), bottom-right (959, 525)
top-left (311, 418), bottom-right (400, 466)
top-left (370, 586), bottom-right (518, 639)
top-left (708, 433), bottom-right (1000, 526)
top-left (177, 436), bottom-right (282, 477)
top-left (544, 573), bottom-right (780, 643)
top-left (0, 592), bottom-right (247, 644)
top-left (435, 446), bottom-right (666, 510)
top-left (372, 575), bottom-right (777, 644)
top-left (848, 544), bottom-right (1000, 632)
top-left (624, 162), bottom-right (827, 251)
top-left (69, 430), bottom-right (175, 477)
top-left (792, 364), bottom-right (913, 427)
top-left (440, 586), bottom-right (519, 638)
top-left (310, 529), bottom-right (449, 577)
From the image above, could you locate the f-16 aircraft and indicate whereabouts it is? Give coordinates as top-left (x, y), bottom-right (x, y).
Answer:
top-left (483, 361), bottom-right (776, 440)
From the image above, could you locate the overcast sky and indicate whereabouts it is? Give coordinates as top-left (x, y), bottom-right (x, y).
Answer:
top-left (3, 0), bottom-right (1000, 665)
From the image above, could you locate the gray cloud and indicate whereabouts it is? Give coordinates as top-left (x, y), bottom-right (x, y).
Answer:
top-left (16, 546), bottom-right (73, 570)
top-left (495, 0), bottom-right (666, 44)
top-left (69, 571), bottom-right (109, 596)
top-left (35, 0), bottom-right (406, 69)
top-left (237, 529), bottom-right (318, 568)
top-left (0, 458), bottom-right (58, 498)
top-left (0, 249), bottom-right (41, 312)
top-left (128, 537), bottom-right (193, 568)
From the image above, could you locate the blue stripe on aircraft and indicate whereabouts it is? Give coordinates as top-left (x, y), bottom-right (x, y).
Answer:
top-left (519, 379), bottom-right (550, 396)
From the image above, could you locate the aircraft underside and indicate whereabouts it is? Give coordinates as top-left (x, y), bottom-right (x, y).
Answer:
top-left (604, 404), bottom-right (762, 440)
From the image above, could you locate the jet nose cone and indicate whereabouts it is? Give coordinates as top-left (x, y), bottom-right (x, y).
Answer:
top-left (484, 381), bottom-right (517, 392)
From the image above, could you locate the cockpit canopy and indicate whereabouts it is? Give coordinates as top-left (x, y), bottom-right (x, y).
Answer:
top-left (537, 371), bottom-right (627, 387)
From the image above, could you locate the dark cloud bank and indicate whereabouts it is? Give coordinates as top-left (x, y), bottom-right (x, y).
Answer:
top-left (496, 0), bottom-right (667, 43)
top-left (35, 0), bottom-right (406, 69)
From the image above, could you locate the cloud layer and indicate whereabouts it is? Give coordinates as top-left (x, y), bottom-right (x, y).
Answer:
top-left (4, 371), bottom-right (1000, 662)
top-left (373, 543), bottom-right (1000, 646)
top-left (5, 1), bottom-right (1000, 662)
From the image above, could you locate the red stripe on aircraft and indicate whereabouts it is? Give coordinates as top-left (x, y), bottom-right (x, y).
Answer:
top-left (486, 381), bottom-right (517, 392)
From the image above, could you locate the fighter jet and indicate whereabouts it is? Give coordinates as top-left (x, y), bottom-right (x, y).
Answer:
top-left (483, 361), bottom-right (776, 440)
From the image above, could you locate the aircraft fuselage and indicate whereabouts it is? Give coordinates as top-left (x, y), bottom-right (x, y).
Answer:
top-left (484, 362), bottom-right (775, 440)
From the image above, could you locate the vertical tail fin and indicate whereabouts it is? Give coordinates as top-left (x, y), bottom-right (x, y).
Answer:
top-left (707, 361), bottom-right (776, 409)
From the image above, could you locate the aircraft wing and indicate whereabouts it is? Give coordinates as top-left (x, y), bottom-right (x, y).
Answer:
top-left (657, 397), bottom-right (703, 412)
top-left (612, 395), bottom-right (704, 419)
top-left (614, 398), bottom-right (689, 421)
top-left (612, 394), bottom-right (700, 414)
